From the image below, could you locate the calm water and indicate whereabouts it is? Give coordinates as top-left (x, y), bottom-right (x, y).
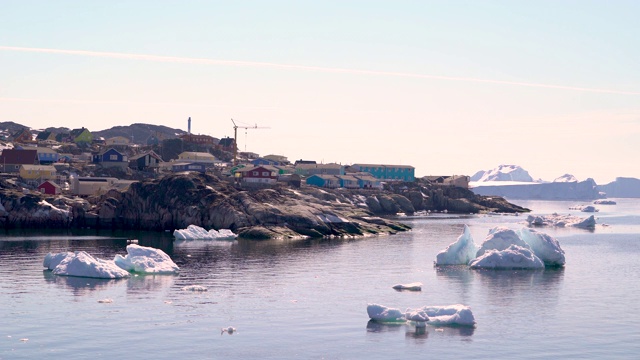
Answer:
top-left (2, 199), bottom-right (640, 359)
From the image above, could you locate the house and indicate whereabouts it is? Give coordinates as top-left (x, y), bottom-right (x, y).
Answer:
top-left (239, 151), bottom-right (259, 160)
top-left (263, 154), bottom-right (289, 165)
top-left (179, 133), bottom-right (217, 146)
top-left (353, 173), bottom-right (383, 189)
top-left (93, 148), bottom-right (128, 168)
top-left (251, 157), bottom-right (279, 166)
top-left (69, 127), bottom-right (93, 145)
top-left (0, 149), bottom-right (39, 173)
top-left (72, 177), bottom-right (118, 196)
top-left (11, 128), bottom-right (34, 144)
top-left (178, 151), bottom-right (217, 165)
top-left (34, 147), bottom-right (60, 164)
top-left (218, 137), bottom-right (236, 151)
top-left (38, 180), bottom-right (62, 195)
top-left (129, 151), bottom-right (163, 171)
top-left (36, 131), bottom-right (57, 142)
top-left (306, 175), bottom-right (340, 189)
top-left (171, 162), bottom-right (206, 173)
top-left (336, 175), bottom-right (359, 189)
top-left (19, 165), bottom-right (57, 182)
top-left (236, 165), bottom-right (278, 185)
top-left (294, 159), bottom-right (316, 166)
top-left (349, 164), bottom-right (415, 182)
top-left (295, 163), bottom-right (344, 176)
top-left (105, 136), bottom-right (131, 146)
top-left (426, 175), bottom-right (470, 189)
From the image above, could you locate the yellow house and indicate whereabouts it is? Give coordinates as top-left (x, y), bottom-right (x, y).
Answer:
top-left (19, 165), bottom-right (57, 181)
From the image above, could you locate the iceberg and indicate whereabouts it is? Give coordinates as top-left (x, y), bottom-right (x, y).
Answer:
top-left (518, 228), bottom-right (565, 266)
top-left (469, 245), bottom-right (544, 269)
top-left (114, 244), bottom-right (179, 274)
top-left (527, 214), bottom-right (596, 229)
top-left (435, 225), bottom-right (478, 265)
top-left (367, 304), bottom-right (406, 323)
top-left (476, 227), bottom-right (529, 258)
top-left (593, 199), bottom-right (616, 205)
top-left (44, 251), bottom-right (131, 279)
top-left (173, 225), bottom-right (237, 240)
top-left (392, 282), bottom-right (422, 291)
top-left (367, 304), bottom-right (476, 327)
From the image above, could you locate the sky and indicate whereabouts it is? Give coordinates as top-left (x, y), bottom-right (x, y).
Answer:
top-left (1, 0), bottom-right (639, 184)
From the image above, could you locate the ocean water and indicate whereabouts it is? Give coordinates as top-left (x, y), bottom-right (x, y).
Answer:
top-left (1, 199), bottom-right (640, 359)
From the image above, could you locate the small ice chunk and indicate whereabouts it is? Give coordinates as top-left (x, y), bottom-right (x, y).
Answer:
top-left (43, 252), bottom-right (73, 270)
top-left (98, 298), bottom-right (113, 303)
top-left (182, 285), bottom-right (208, 292)
top-left (469, 245), bottom-right (544, 269)
top-left (526, 214), bottom-right (596, 229)
top-left (46, 251), bottom-right (131, 279)
top-left (221, 326), bottom-right (236, 334)
top-left (114, 244), bottom-right (179, 274)
top-left (367, 303), bottom-right (405, 322)
top-left (476, 227), bottom-right (529, 258)
top-left (435, 225), bottom-right (479, 265)
top-left (414, 304), bottom-right (476, 327)
top-left (518, 228), bottom-right (565, 266)
top-left (173, 225), bottom-right (237, 240)
top-left (405, 308), bottom-right (430, 323)
top-left (392, 282), bottom-right (422, 291)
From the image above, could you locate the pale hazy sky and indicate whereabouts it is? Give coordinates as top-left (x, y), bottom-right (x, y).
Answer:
top-left (1, 1), bottom-right (639, 184)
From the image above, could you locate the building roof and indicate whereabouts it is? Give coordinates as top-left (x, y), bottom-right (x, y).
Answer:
top-left (308, 174), bottom-right (339, 181)
top-left (38, 180), bottom-right (61, 189)
top-left (0, 149), bottom-right (38, 164)
top-left (351, 163), bottom-right (415, 169)
top-left (21, 165), bottom-right (57, 172)
top-left (179, 151), bottom-right (216, 158)
top-left (236, 165), bottom-right (279, 173)
top-left (296, 163), bottom-right (343, 170)
top-left (130, 151), bottom-right (163, 162)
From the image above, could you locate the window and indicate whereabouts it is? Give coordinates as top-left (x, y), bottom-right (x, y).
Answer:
top-left (109, 154), bottom-right (118, 161)
top-left (262, 172), bottom-right (269, 176)
top-left (253, 171), bottom-right (259, 176)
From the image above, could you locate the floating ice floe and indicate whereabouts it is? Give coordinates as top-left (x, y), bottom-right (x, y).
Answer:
top-left (367, 303), bottom-right (475, 327)
top-left (114, 244), bottom-right (179, 274)
top-left (44, 251), bottom-right (131, 279)
top-left (44, 245), bottom-right (179, 279)
top-left (594, 199), bottom-right (616, 205)
top-left (173, 225), bottom-right (237, 240)
top-left (469, 245), bottom-right (544, 269)
top-left (435, 225), bottom-right (566, 270)
top-left (392, 282), bottom-right (422, 291)
top-left (526, 213), bottom-right (596, 229)
top-left (435, 225), bottom-right (478, 266)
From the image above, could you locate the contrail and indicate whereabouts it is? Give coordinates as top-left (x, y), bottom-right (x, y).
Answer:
top-left (2, 45), bottom-right (640, 95)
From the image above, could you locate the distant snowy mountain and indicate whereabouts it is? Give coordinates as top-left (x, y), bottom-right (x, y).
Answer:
top-left (472, 165), bottom-right (534, 182)
top-left (553, 174), bottom-right (578, 183)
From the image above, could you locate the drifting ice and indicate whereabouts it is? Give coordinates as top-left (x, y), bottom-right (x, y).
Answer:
top-left (435, 225), bottom-right (478, 266)
top-left (526, 214), bottom-right (596, 229)
top-left (173, 225), bottom-right (237, 240)
top-left (392, 282), bottom-right (422, 291)
top-left (44, 245), bottom-right (179, 278)
top-left (367, 303), bottom-right (475, 327)
top-left (469, 245), bottom-right (544, 269)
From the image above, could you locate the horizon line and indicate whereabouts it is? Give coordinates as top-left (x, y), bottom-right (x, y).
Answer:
top-left (2, 45), bottom-right (640, 96)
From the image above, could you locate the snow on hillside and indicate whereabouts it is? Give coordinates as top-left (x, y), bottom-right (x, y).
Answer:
top-left (553, 174), bottom-right (578, 183)
top-left (472, 165), bottom-right (534, 182)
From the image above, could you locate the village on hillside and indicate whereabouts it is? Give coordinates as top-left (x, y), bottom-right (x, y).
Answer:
top-left (0, 122), bottom-right (471, 197)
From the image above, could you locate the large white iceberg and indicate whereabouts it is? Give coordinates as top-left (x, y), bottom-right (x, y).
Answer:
top-left (469, 245), bottom-right (544, 269)
top-left (44, 251), bottom-right (131, 279)
top-left (527, 214), bottom-right (596, 229)
top-left (114, 244), bottom-right (179, 274)
top-left (518, 228), bottom-right (565, 266)
top-left (44, 245), bottom-right (179, 278)
top-left (173, 225), bottom-right (237, 240)
top-left (476, 227), bottom-right (529, 258)
top-left (435, 225), bottom-right (478, 265)
top-left (367, 304), bottom-right (475, 327)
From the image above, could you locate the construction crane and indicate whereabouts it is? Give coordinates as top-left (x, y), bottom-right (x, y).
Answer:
top-left (231, 118), bottom-right (269, 165)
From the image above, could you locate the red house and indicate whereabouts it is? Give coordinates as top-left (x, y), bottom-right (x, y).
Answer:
top-left (38, 180), bottom-right (62, 195)
top-left (236, 165), bottom-right (278, 185)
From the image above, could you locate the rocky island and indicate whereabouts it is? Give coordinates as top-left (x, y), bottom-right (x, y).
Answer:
top-left (0, 173), bottom-right (528, 239)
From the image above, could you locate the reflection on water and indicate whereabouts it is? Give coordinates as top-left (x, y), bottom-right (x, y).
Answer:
top-left (366, 320), bottom-right (475, 342)
top-left (42, 270), bottom-right (124, 295)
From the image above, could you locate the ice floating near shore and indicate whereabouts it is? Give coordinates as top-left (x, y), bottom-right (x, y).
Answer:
top-left (182, 285), bottom-right (208, 292)
top-left (114, 244), bottom-right (179, 274)
top-left (469, 245), bottom-right (544, 269)
top-left (367, 303), bottom-right (475, 327)
top-left (44, 251), bottom-right (131, 279)
top-left (527, 214), bottom-right (596, 229)
top-left (173, 225), bottom-right (237, 240)
top-left (392, 282), bottom-right (422, 291)
top-left (594, 199), bottom-right (616, 205)
top-left (44, 245), bottom-right (179, 278)
top-left (435, 225), bottom-right (478, 265)
top-left (435, 225), bottom-right (565, 269)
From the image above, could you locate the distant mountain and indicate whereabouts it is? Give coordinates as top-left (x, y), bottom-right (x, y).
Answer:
top-left (0, 121), bottom-right (30, 135)
top-left (471, 165), bottom-right (534, 182)
top-left (472, 178), bottom-right (600, 200)
top-left (553, 174), bottom-right (578, 183)
top-left (598, 177), bottom-right (640, 198)
top-left (93, 123), bottom-right (186, 144)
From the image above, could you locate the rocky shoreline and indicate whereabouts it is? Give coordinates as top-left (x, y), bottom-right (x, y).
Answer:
top-left (0, 173), bottom-right (528, 239)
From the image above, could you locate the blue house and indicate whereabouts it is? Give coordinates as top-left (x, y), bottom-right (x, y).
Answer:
top-left (36, 147), bottom-right (60, 164)
top-left (172, 162), bottom-right (206, 173)
top-left (350, 164), bottom-right (415, 182)
top-left (251, 157), bottom-right (279, 166)
top-left (306, 175), bottom-right (340, 188)
top-left (336, 175), bottom-right (359, 189)
top-left (93, 148), bottom-right (128, 168)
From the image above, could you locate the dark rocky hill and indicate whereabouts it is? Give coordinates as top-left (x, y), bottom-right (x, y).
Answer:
top-left (93, 123), bottom-right (186, 145)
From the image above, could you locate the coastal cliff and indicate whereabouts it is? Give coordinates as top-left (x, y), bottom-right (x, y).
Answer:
top-left (0, 173), bottom-right (527, 238)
